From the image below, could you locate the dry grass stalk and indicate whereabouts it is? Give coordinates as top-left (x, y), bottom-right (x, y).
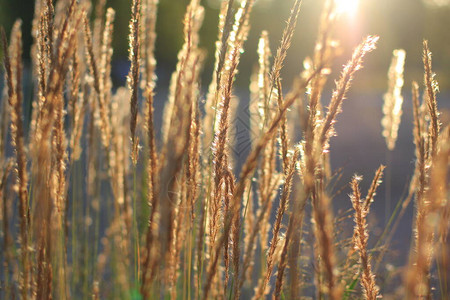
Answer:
top-left (34, 13), bottom-right (49, 119)
top-left (241, 182), bottom-right (255, 281)
top-left (32, 0), bottom-right (75, 134)
top-left (204, 0), bottom-right (254, 142)
top-left (319, 35), bottom-right (379, 150)
top-left (313, 0), bottom-right (338, 74)
top-left (214, 0), bottom-right (237, 92)
top-left (187, 102), bottom-right (201, 224)
top-left (404, 41), bottom-right (443, 300)
top-left (110, 88), bottom-right (132, 224)
top-left (276, 79), bottom-right (290, 173)
top-left (422, 40), bottom-right (440, 157)
top-left (266, 0), bottom-right (302, 173)
top-left (52, 70), bottom-right (69, 218)
top-left (158, 0), bottom-right (203, 262)
top-left (30, 0), bottom-right (47, 108)
top-left (202, 1), bottom-right (230, 155)
top-left (273, 212), bottom-right (295, 300)
top-left (344, 165), bottom-right (385, 276)
top-left (238, 177), bottom-right (274, 292)
top-left (169, 50), bottom-right (203, 296)
top-left (100, 8), bottom-right (115, 114)
top-left (405, 80), bottom-right (428, 299)
top-left (350, 175), bottom-right (380, 300)
top-left (156, 91), bottom-right (193, 283)
top-left (248, 32), bottom-right (279, 286)
top-left (42, 0), bottom-right (55, 69)
top-left (382, 49), bottom-right (406, 150)
top-left (50, 13), bottom-right (74, 292)
top-left (286, 190), bottom-right (306, 299)
top-left (259, 138), bottom-right (279, 259)
top-left (98, 15), bottom-right (134, 286)
top-left (31, 5), bottom-right (83, 298)
top-left (93, 0), bottom-right (106, 57)
top-left (237, 2), bottom-right (304, 296)
top-left (253, 149), bottom-right (299, 299)
top-left (205, 2), bottom-right (255, 293)
top-left (141, 85), bottom-right (159, 299)
top-left (161, 0), bottom-right (203, 148)
top-left (83, 14), bottom-right (112, 151)
top-left (203, 68), bottom-right (317, 300)
top-left (179, 101), bottom-right (202, 296)
top-left (51, 78), bottom-right (69, 300)
top-left (0, 76), bottom-right (10, 165)
top-left (412, 81), bottom-right (424, 161)
top-left (128, 0), bottom-right (141, 165)
top-left (140, 0), bottom-right (159, 90)
top-left (142, 1), bottom-right (205, 293)
top-left (311, 188), bottom-right (341, 300)
top-left (167, 174), bottom-right (188, 298)
top-left (406, 129), bottom-right (449, 299)
top-left (211, 45), bottom-right (239, 249)
top-left (31, 0), bottom-right (44, 54)
top-left (195, 191), bottom-right (207, 298)
top-left (68, 45), bottom-right (84, 162)
top-left (203, 11), bottom-right (254, 261)
top-left (1, 160), bottom-right (14, 298)
top-left (364, 165), bottom-right (386, 209)
top-left (370, 86), bottom-right (418, 268)
top-left (409, 82), bottom-right (426, 242)
top-left (301, 35), bottom-right (378, 300)
top-left (304, 0), bottom-right (339, 176)
top-left (250, 31), bottom-right (271, 130)
top-left (228, 0), bottom-right (254, 62)
top-left (154, 26), bottom-right (203, 300)
top-left (270, 0), bottom-right (303, 86)
top-left (215, 51), bottom-right (241, 295)
top-left (1, 22), bottom-right (31, 300)
top-left (108, 154), bottom-right (131, 288)
top-left (436, 127), bottom-right (449, 298)
top-left (66, 46), bottom-right (87, 275)
top-left (274, 189), bottom-right (308, 300)
top-left (139, 5), bottom-right (159, 290)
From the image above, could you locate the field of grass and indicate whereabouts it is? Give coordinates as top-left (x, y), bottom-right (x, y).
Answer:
top-left (0, 0), bottom-right (448, 299)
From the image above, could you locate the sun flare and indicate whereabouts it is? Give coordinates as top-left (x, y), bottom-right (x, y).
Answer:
top-left (336, 0), bottom-right (359, 16)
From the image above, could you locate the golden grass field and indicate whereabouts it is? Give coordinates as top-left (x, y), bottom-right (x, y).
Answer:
top-left (0, 0), bottom-right (448, 299)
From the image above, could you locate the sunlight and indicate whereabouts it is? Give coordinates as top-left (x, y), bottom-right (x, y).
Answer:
top-left (423, 0), bottom-right (450, 7)
top-left (336, 0), bottom-right (359, 17)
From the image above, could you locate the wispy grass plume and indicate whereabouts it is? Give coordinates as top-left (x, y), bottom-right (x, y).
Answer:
top-left (382, 49), bottom-right (406, 150)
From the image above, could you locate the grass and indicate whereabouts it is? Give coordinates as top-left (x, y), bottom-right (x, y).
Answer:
top-left (0, 0), bottom-right (448, 299)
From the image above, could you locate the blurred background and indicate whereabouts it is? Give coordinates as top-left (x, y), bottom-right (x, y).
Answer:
top-left (1, 0), bottom-right (450, 89)
top-left (0, 0), bottom-right (449, 281)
